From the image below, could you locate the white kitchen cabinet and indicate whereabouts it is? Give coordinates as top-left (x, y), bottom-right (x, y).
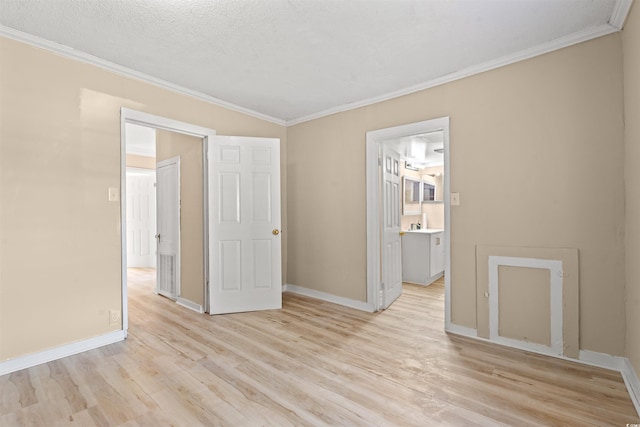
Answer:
top-left (402, 229), bottom-right (445, 286)
top-left (430, 232), bottom-right (445, 277)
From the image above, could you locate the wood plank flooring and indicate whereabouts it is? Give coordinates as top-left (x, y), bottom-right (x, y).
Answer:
top-left (1, 268), bottom-right (638, 426)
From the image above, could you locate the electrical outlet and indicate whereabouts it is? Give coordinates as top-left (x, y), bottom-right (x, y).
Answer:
top-left (109, 309), bottom-right (121, 325)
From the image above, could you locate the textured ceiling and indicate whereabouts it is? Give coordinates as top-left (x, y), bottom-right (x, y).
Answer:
top-left (0, 0), bottom-right (629, 124)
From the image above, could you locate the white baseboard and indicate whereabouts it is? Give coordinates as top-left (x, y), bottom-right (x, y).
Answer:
top-left (176, 297), bottom-right (204, 314)
top-left (578, 349), bottom-right (625, 370)
top-left (284, 284), bottom-right (375, 312)
top-left (281, 284), bottom-right (288, 293)
top-left (438, 334), bottom-right (640, 417)
top-left (0, 330), bottom-right (126, 376)
top-left (579, 350), bottom-right (640, 417)
top-left (621, 358), bottom-right (640, 417)
top-left (445, 323), bottom-right (478, 337)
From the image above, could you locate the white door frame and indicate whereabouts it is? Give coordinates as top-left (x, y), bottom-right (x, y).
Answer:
top-left (120, 108), bottom-right (215, 335)
top-left (365, 117), bottom-right (452, 327)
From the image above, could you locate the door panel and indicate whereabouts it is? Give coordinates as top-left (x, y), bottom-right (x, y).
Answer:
top-left (220, 173), bottom-right (241, 223)
top-left (125, 170), bottom-right (157, 268)
top-left (382, 146), bottom-right (403, 309)
top-left (156, 157), bottom-right (180, 300)
top-left (253, 240), bottom-right (272, 288)
top-left (220, 240), bottom-right (241, 291)
top-left (209, 136), bottom-right (282, 314)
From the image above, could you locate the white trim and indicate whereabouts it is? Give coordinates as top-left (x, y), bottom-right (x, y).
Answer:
top-left (365, 117), bottom-right (451, 323)
top-left (442, 122), bottom-right (452, 331)
top-left (578, 349), bottom-right (624, 369)
top-left (0, 26), bottom-right (285, 126)
top-left (610, 0), bottom-right (634, 29)
top-left (121, 108), bottom-right (216, 335)
top-left (445, 323), bottom-right (478, 337)
top-left (579, 350), bottom-right (640, 417)
top-left (0, 331), bottom-right (125, 376)
top-left (176, 298), bottom-right (204, 314)
top-left (365, 136), bottom-right (382, 312)
top-left (488, 256), bottom-right (564, 356)
top-left (202, 139), bottom-right (210, 313)
top-left (439, 331), bottom-right (640, 417)
top-left (122, 108), bottom-right (217, 138)
top-left (285, 284), bottom-right (375, 313)
top-left (286, 24), bottom-right (618, 126)
top-left (120, 111), bottom-right (129, 334)
top-left (621, 358), bottom-right (640, 416)
top-left (125, 167), bottom-right (155, 175)
top-left (2, 16), bottom-right (628, 129)
top-left (281, 284), bottom-right (288, 293)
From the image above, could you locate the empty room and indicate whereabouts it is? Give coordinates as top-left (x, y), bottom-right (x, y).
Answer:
top-left (1, 0), bottom-right (640, 425)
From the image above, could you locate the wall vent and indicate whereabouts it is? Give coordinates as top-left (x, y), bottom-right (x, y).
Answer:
top-left (157, 253), bottom-right (177, 298)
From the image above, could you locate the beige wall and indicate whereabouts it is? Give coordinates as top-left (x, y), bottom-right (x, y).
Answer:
top-left (287, 34), bottom-right (626, 355)
top-left (126, 154), bottom-right (155, 170)
top-left (498, 266), bottom-right (551, 346)
top-left (624, 2), bottom-right (640, 375)
top-left (156, 130), bottom-right (204, 307)
top-left (0, 37), bottom-right (287, 361)
top-left (0, 24), bottom-right (633, 363)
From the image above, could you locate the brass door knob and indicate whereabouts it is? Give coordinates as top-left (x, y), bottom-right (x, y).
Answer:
top-left (272, 229), bottom-right (280, 236)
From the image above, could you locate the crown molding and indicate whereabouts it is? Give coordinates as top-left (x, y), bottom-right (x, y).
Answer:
top-left (2, 5), bottom-right (631, 131)
top-left (610, 0), bottom-right (634, 29)
top-left (0, 25), bottom-right (287, 127)
top-left (286, 23), bottom-right (619, 126)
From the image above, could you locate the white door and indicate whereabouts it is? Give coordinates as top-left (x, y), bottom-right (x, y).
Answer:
top-left (126, 169), bottom-right (157, 268)
top-left (156, 157), bottom-right (180, 300)
top-left (208, 136), bottom-right (282, 314)
top-left (381, 146), bottom-right (403, 309)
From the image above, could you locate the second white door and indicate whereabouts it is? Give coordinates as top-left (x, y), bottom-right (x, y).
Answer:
top-left (156, 156), bottom-right (180, 300)
top-left (208, 136), bottom-right (282, 314)
top-left (381, 146), bottom-right (403, 309)
top-left (126, 169), bottom-right (156, 268)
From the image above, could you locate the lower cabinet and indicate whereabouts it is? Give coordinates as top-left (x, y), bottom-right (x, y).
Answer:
top-left (402, 231), bottom-right (445, 285)
top-left (430, 232), bottom-right (445, 277)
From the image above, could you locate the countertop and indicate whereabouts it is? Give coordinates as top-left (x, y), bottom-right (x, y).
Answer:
top-left (403, 229), bottom-right (444, 234)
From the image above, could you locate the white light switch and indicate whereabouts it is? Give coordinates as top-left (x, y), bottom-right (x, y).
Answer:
top-left (108, 187), bottom-right (119, 202)
top-left (451, 192), bottom-right (460, 206)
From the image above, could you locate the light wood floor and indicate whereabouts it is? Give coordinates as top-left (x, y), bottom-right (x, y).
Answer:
top-left (1, 269), bottom-right (638, 426)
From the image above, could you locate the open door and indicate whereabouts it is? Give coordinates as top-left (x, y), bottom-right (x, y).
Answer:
top-left (155, 156), bottom-right (180, 300)
top-left (208, 136), bottom-right (282, 314)
top-left (381, 146), bottom-right (403, 309)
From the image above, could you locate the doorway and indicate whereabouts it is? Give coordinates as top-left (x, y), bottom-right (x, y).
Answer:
top-left (365, 117), bottom-right (452, 328)
top-left (121, 109), bottom-right (283, 333)
top-left (120, 108), bottom-right (215, 334)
